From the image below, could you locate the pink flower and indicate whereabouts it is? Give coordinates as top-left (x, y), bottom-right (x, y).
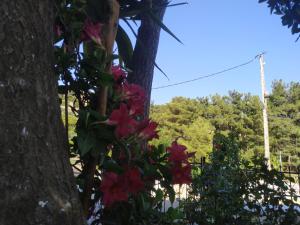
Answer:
top-left (100, 172), bottom-right (128, 207)
top-left (112, 65), bottom-right (127, 82)
top-left (120, 83), bottom-right (146, 116)
top-left (128, 98), bottom-right (145, 116)
top-left (124, 167), bottom-right (144, 193)
top-left (167, 142), bottom-right (189, 163)
top-left (138, 119), bottom-right (159, 140)
top-left (108, 103), bottom-right (138, 138)
top-left (100, 168), bottom-right (145, 207)
top-left (167, 142), bottom-right (193, 185)
top-left (81, 19), bottom-right (103, 46)
top-left (122, 83), bottom-right (145, 101)
top-left (170, 163), bottom-right (192, 185)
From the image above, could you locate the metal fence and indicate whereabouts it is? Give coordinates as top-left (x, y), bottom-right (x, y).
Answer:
top-left (281, 168), bottom-right (300, 199)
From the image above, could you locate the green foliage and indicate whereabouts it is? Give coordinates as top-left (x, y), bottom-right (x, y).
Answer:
top-left (182, 134), bottom-right (300, 225)
top-left (179, 117), bottom-right (214, 159)
top-left (151, 82), bottom-right (300, 169)
top-left (259, 0), bottom-right (300, 39)
top-left (151, 93), bottom-right (264, 162)
top-left (150, 97), bottom-right (210, 156)
top-left (268, 80), bottom-right (300, 170)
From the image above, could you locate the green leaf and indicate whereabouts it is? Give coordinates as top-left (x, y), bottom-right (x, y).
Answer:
top-left (88, 109), bottom-right (106, 122)
top-left (139, 193), bottom-right (151, 211)
top-left (77, 133), bottom-right (97, 156)
top-left (155, 189), bottom-right (164, 203)
top-left (148, 10), bottom-right (183, 44)
top-left (166, 185), bottom-right (175, 203)
top-left (143, 163), bottom-right (159, 178)
top-left (158, 164), bottom-right (172, 181)
top-left (85, 111), bottom-right (90, 128)
top-left (99, 72), bottom-right (114, 86)
top-left (166, 2), bottom-right (188, 8)
top-left (158, 144), bottom-right (166, 155)
top-left (93, 124), bottom-right (115, 141)
top-left (103, 160), bottom-right (124, 173)
top-left (123, 18), bottom-right (169, 80)
top-left (90, 140), bottom-right (108, 158)
top-left (119, 4), bottom-right (147, 18)
top-left (85, 0), bottom-right (111, 22)
top-left (116, 25), bottom-right (133, 67)
top-left (154, 61), bottom-right (169, 80)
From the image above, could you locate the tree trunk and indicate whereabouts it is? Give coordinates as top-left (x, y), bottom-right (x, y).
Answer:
top-left (128, 0), bottom-right (167, 118)
top-left (0, 1), bottom-right (84, 225)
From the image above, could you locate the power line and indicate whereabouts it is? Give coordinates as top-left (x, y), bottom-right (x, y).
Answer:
top-left (152, 55), bottom-right (257, 90)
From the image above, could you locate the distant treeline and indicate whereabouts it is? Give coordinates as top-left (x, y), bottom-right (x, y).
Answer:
top-left (150, 80), bottom-right (300, 170)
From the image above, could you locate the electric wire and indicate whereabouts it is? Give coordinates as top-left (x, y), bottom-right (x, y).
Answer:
top-left (152, 55), bottom-right (258, 90)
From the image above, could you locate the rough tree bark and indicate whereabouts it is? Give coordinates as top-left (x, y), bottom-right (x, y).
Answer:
top-left (0, 1), bottom-right (84, 225)
top-left (128, 0), bottom-right (168, 118)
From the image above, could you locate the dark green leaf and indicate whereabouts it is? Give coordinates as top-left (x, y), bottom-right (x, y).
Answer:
top-left (77, 133), bottom-right (97, 156)
top-left (148, 10), bottom-right (183, 44)
top-left (103, 160), bottom-right (124, 173)
top-left (116, 25), bottom-right (133, 67)
top-left (99, 72), bottom-right (114, 86)
top-left (166, 185), bottom-right (175, 203)
top-left (123, 18), bottom-right (169, 79)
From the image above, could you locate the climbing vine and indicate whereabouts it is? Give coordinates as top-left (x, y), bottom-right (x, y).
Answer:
top-left (54, 0), bottom-right (193, 224)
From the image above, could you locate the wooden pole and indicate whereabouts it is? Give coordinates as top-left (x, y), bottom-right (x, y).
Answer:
top-left (259, 53), bottom-right (271, 170)
top-left (81, 0), bottom-right (119, 216)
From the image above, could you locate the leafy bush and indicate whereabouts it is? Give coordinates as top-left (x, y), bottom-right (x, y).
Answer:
top-left (182, 134), bottom-right (300, 225)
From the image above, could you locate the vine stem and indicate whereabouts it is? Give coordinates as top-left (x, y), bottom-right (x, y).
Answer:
top-left (64, 82), bottom-right (69, 146)
top-left (81, 0), bottom-right (120, 217)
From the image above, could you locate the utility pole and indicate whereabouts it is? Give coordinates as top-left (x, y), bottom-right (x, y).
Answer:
top-left (259, 53), bottom-right (271, 169)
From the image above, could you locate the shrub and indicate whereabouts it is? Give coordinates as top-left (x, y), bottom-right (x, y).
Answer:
top-left (182, 134), bottom-right (300, 225)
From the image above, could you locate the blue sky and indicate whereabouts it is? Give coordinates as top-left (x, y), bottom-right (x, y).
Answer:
top-left (147, 0), bottom-right (300, 104)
